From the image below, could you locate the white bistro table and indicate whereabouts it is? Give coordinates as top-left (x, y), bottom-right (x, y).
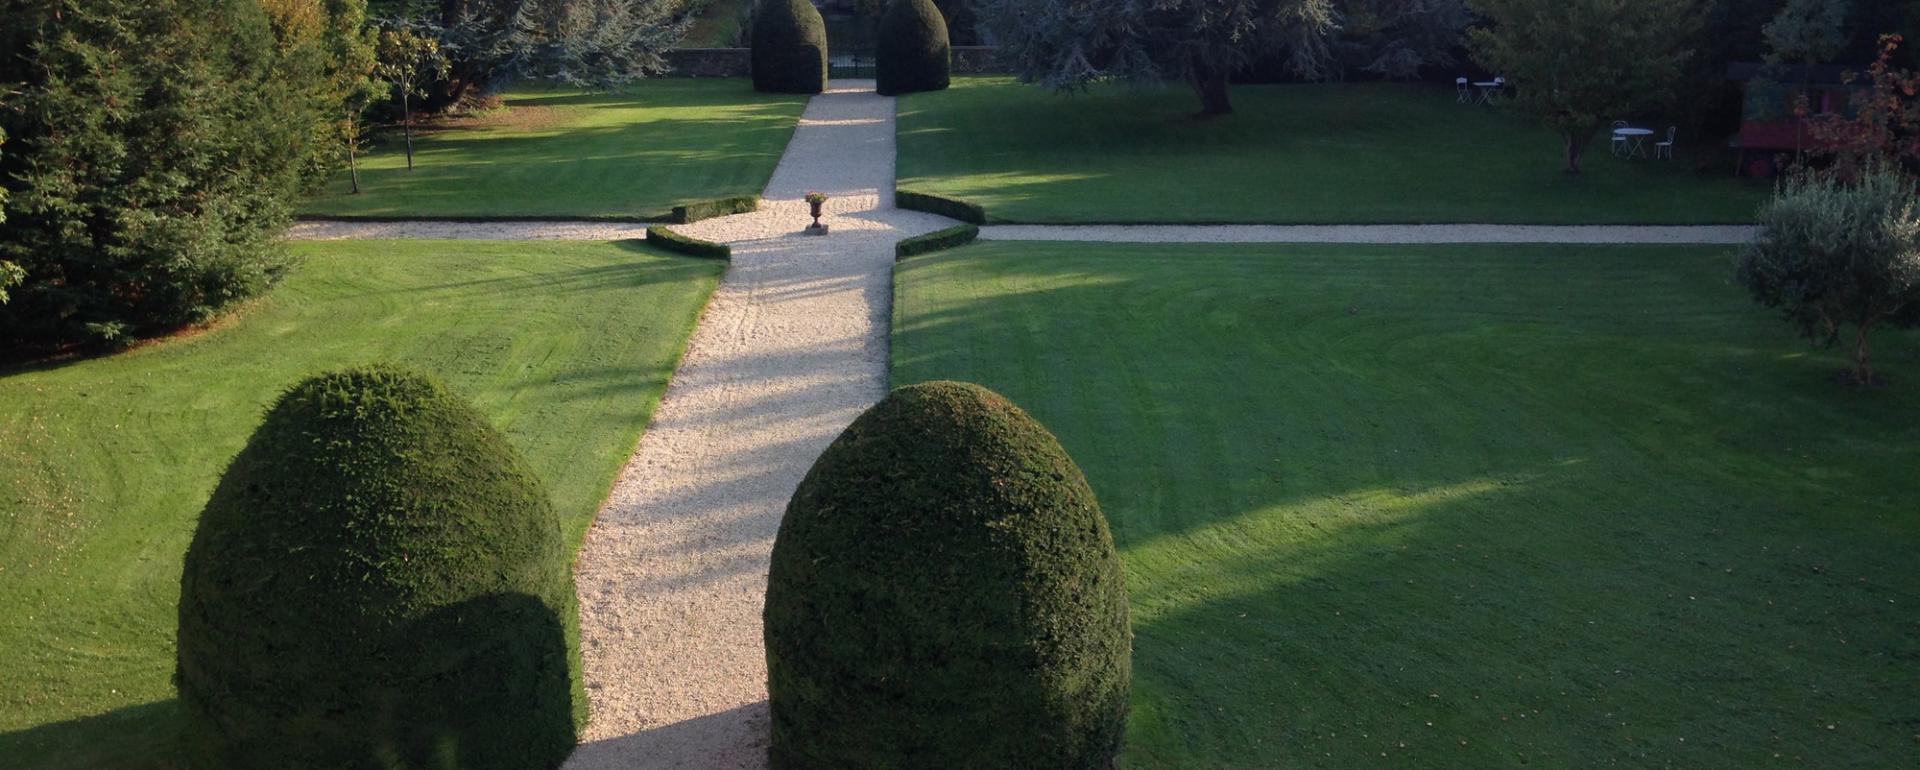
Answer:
top-left (1614, 127), bottom-right (1655, 158)
top-left (1472, 81), bottom-right (1503, 104)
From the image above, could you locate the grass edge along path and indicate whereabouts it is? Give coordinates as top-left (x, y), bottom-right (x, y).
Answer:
top-left (892, 240), bottom-right (1920, 769)
top-left (0, 239), bottom-right (724, 770)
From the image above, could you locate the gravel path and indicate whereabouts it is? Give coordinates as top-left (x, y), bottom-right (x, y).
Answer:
top-left (978, 223), bottom-right (1759, 244)
top-left (561, 81), bottom-right (949, 770)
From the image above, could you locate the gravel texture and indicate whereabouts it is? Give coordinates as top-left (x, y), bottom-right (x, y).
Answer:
top-left (561, 81), bottom-right (950, 770)
top-left (978, 223), bottom-right (1760, 244)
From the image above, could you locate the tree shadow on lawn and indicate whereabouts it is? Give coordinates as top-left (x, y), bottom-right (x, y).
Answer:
top-left (3, 593), bottom-right (580, 770)
top-left (350, 242), bottom-right (722, 300)
top-left (898, 81), bottom-right (1769, 225)
top-left (889, 245), bottom-right (1920, 768)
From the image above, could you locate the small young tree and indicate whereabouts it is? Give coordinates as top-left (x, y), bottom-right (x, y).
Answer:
top-left (1737, 168), bottom-right (1920, 385)
top-left (975, 0), bottom-right (1337, 116)
top-left (1467, 0), bottom-right (1700, 173)
top-left (376, 24), bottom-right (449, 171)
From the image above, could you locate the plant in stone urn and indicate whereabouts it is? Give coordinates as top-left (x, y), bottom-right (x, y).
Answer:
top-left (805, 191), bottom-right (829, 232)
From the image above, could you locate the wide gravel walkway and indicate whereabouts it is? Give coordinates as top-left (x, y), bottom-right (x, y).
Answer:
top-left (560, 81), bottom-right (948, 770)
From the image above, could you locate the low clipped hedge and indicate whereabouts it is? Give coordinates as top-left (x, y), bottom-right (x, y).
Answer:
top-left (646, 227), bottom-right (731, 259)
top-left (895, 224), bottom-right (979, 259)
top-left (764, 381), bottom-right (1132, 769)
top-left (671, 195), bottom-right (758, 224)
top-left (176, 366), bottom-right (583, 770)
top-left (751, 0), bottom-right (828, 94)
top-left (876, 0), bottom-right (951, 96)
top-left (896, 189), bottom-right (986, 224)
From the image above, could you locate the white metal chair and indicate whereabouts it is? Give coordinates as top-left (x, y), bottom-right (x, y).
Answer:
top-left (1610, 120), bottom-right (1630, 157)
top-left (1456, 77), bottom-right (1471, 103)
top-left (1655, 126), bottom-right (1677, 159)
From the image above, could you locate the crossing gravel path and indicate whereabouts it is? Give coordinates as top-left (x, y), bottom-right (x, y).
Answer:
top-left (281, 83), bottom-right (1763, 770)
top-left (560, 81), bottom-right (949, 770)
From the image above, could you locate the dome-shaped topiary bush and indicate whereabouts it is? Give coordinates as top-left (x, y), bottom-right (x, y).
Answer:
top-left (751, 0), bottom-right (829, 94)
top-left (176, 365), bottom-right (583, 770)
top-left (764, 381), bottom-right (1131, 769)
top-left (876, 0), bottom-right (951, 96)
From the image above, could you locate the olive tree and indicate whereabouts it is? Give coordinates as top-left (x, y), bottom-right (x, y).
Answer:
top-left (1467, 0), bottom-right (1699, 173)
top-left (1737, 169), bottom-right (1920, 385)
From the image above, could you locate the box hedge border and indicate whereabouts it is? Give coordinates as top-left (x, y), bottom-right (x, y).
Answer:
top-left (895, 224), bottom-right (980, 260)
top-left (895, 190), bottom-right (986, 225)
top-left (646, 227), bottom-right (731, 260)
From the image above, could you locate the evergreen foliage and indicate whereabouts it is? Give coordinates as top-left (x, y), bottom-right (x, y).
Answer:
top-left (751, 0), bottom-right (829, 94)
top-left (398, 0), bottom-right (687, 109)
top-left (765, 381), bottom-right (1131, 769)
top-left (176, 366), bottom-right (583, 770)
top-left (0, 0), bottom-right (336, 356)
top-left (974, 0), bottom-right (1336, 115)
top-left (877, 0), bottom-right (951, 95)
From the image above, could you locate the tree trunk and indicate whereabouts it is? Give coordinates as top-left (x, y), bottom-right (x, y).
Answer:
top-left (346, 112), bottom-right (361, 194)
top-left (1562, 131), bottom-right (1587, 174)
top-left (1189, 62), bottom-right (1233, 117)
top-left (1853, 325), bottom-right (1875, 385)
top-left (402, 92), bottom-right (415, 171)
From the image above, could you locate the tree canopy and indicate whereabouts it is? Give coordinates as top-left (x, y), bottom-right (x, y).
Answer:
top-left (0, 0), bottom-right (355, 355)
top-left (1737, 168), bottom-right (1920, 385)
top-left (1467, 0), bottom-right (1700, 173)
top-left (391, 0), bottom-right (688, 109)
top-left (975, 0), bottom-right (1338, 115)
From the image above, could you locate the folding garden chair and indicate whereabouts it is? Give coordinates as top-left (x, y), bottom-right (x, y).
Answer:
top-left (1655, 126), bottom-right (1677, 159)
top-left (1610, 120), bottom-right (1630, 157)
top-left (1457, 77), bottom-right (1471, 104)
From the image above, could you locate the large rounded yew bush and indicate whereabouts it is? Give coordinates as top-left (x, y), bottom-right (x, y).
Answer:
top-left (876, 0), bottom-right (951, 95)
top-left (176, 366), bottom-right (582, 770)
top-left (764, 381), bottom-right (1131, 769)
top-left (751, 0), bottom-right (829, 94)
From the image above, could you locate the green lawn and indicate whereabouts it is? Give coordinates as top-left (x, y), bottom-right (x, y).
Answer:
top-left (0, 240), bottom-right (722, 769)
top-left (897, 79), bottom-right (1773, 225)
top-left (302, 80), bottom-right (805, 220)
top-left (893, 241), bottom-right (1920, 769)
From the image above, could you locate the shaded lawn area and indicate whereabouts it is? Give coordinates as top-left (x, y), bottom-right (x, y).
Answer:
top-left (892, 241), bottom-right (1920, 769)
top-left (0, 240), bottom-right (722, 769)
top-left (896, 79), bottom-right (1774, 225)
top-left (302, 79), bottom-right (805, 220)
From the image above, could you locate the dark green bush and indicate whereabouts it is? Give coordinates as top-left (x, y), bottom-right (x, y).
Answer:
top-left (1, 0), bottom-right (314, 357)
top-left (896, 189), bottom-right (986, 224)
top-left (764, 381), bottom-right (1131, 770)
top-left (876, 0), bottom-right (951, 95)
top-left (671, 195), bottom-right (759, 223)
top-left (751, 0), bottom-right (829, 94)
top-left (895, 224), bottom-right (980, 259)
top-left (646, 227), bottom-right (732, 259)
top-left (176, 366), bottom-right (583, 770)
